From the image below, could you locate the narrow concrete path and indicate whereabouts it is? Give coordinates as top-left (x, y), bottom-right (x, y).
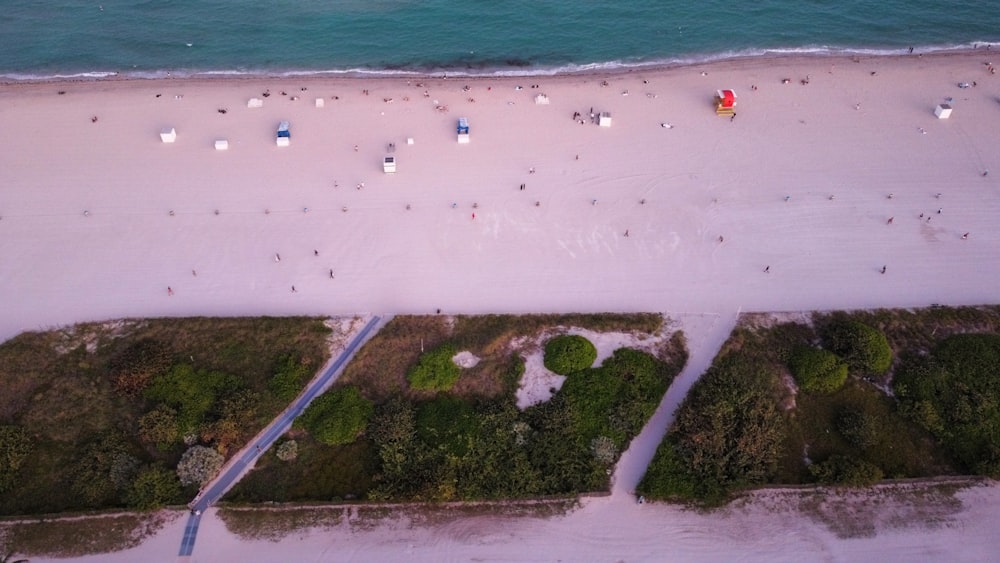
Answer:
top-left (178, 314), bottom-right (385, 558)
top-left (611, 310), bottom-right (740, 499)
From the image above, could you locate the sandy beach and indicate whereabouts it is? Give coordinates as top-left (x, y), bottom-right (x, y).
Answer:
top-left (3, 51), bottom-right (1000, 561)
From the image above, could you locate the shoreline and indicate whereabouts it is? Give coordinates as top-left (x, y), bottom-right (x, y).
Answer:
top-left (2, 43), bottom-right (998, 84)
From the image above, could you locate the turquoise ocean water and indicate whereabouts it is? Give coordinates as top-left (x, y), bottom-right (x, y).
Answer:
top-left (2, 0), bottom-right (999, 80)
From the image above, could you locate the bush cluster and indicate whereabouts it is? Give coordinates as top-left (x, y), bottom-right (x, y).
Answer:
top-left (543, 335), bottom-right (597, 375)
top-left (295, 386), bottom-right (374, 446)
top-left (788, 347), bottom-right (848, 394)
top-left (406, 344), bottom-right (462, 391)
top-left (367, 347), bottom-right (681, 502)
top-left (821, 318), bottom-right (892, 375)
top-left (894, 333), bottom-right (1000, 477)
top-left (638, 353), bottom-right (785, 504)
top-left (176, 445), bottom-right (225, 487)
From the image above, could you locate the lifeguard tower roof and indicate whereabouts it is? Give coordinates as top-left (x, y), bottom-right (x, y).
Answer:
top-left (457, 117), bottom-right (469, 134)
top-left (716, 90), bottom-right (736, 108)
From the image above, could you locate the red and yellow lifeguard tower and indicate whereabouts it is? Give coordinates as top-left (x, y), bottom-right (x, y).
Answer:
top-left (715, 89), bottom-right (736, 116)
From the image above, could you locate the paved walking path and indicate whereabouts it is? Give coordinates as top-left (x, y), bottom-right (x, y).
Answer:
top-left (177, 314), bottom-right (384, 558)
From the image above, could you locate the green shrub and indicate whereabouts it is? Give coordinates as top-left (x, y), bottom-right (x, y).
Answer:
top-left (809, 455), bottom-right (884, 486)
top-left (406, 344), bottom-right (461, 391)
top-left (138, 405), bottom-right (180, 451)
top-left (560, 369), bottom-right (623, 443)
top-left (71, 431), bottom-right (141, 506)
top-left (836, 408), bottom-right (882, 449)
top-left (0, 425), bottom-right (33, 494)
top-left (788, 347), bottom-right (848, 394)
top-left (296, 386), bottom-right (374, 446)
top-left (268, 354), bottom-right (313, 402)
top-left (543, 335), bottom-right (597, 375)
top-left (144, 364), bottom-right (241, 435)
top-left (416, 395), bottom-right (478, 456)
top-left (125, 464), bottom-right (182, 510)
top-left (821, 318), bottom-right (892, 375)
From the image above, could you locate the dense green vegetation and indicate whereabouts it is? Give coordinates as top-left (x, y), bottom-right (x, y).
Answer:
top-left (295, 386), bottom-right (374, 446)
top-left (543, 335), bottom-right (597, 375)
top-left (788, 347), bottom-right (848, 394)
top-left (406, 343), bottom-right (462, 391)
top-left (0, 316), bottom-right (331, 515)
top-left (639, 353), bottom-right (785, 505)
top-left (639, 307), bottom-right (1000, 505)
top-left (227, 314), bottom-right (686, 504)
top-left (894, 333), bottom-right (1000, 477)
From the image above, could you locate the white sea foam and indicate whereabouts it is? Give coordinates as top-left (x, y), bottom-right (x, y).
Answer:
top-left (2, 41), bottom-right (997, 83)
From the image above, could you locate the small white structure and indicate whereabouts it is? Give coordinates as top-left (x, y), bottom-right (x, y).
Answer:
top-left (276, 121), bottom-right (290, 147)
top-left (934, 104), bottom-right (952, 119)
top-left (159, 127), bottom-right (177, 143)
top-left (247, 98), bottom-right (263, 109)
top-left (383, 156), bottom-right (396, 173)
top-left (534, 94), bottom-right (550, 105)
top-left (406, 137), bottom-right (414, 145)
top-left (599, 112), bottom-right (612, 127)
top-left (315, 98), bottom-right (325, 108)
top-left (214, 139), bottom-right (229, 151)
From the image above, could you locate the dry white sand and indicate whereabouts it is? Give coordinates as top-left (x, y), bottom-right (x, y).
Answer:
top-left (4, 51), bottom-right (1000, 561)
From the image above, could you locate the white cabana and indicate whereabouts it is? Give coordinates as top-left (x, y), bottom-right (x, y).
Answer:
top-left (383, 156), bottom-right (396, 173)
top-left (247, 98), bottom-right (264, 108)
top-left (599, 112), bottom-right (612, 127)
top-left (276, 121), bottom-right (290, 147)
top-left (315, 98), bottom-right (325, 108)
top-left (159, 127), bottom-right (177, 143)
top-left (934, 104), bottom-right (952, 119)
top-left (534, 94), bottom-right (550, 105)
top-left (406, 137), bottom-right (415, 145)
top-left (214, 139), bottom-right (229, 151)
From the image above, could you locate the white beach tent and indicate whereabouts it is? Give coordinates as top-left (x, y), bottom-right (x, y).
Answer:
top-left (534, 94), bottom-right (550, 105)
top-left (935, 104), bottom-right (952, 119)
top-left (160, 127), bottom-right (177, 143)
top-left (214, 139), bottom-right (229, 151)
top-left (599, 112), bottom-right (612, 127)
top-left (383, 156), bottom-right (396, 173)
top-left (247, 98), bottom-right (264, 108)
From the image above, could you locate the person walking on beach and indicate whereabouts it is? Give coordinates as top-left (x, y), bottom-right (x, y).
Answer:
top-left (764, 266), bottom-right (770, 273)
top-left (624, 230), bottom-right (629, 237)
top-left (167, 286), bottom-right (174, 296)
top-left (314, 249), bottom-right (319, 257)
top-left (275, 253), bottom-right (281, 262)
top-left (291, 285), bottom-right (297, 293)
top-left (887, 217), bottom-right (894, 225)
top-left (962, 232), bottom-right (969, 239)
top-left (329, 269), bottom-right (335, 279)
top-left (881, 265), bottom-right (887, 274)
